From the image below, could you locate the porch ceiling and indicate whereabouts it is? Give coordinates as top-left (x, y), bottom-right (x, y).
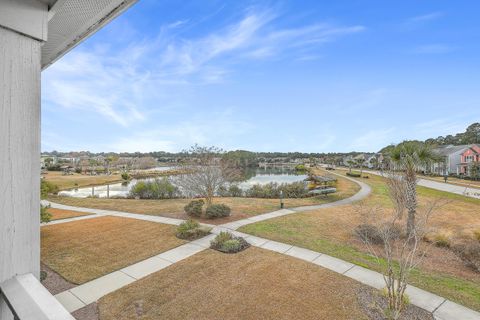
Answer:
top-left (41, 0), bottom-right (138, 70)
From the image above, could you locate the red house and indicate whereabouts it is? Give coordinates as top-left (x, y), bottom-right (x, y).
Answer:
top-left (458, 145), bottom-right (480, 175)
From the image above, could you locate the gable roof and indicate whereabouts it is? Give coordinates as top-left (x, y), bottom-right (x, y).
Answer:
top-left (434, 145), bottom-right (472, 156)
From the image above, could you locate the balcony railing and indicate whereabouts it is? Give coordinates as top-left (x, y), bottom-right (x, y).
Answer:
top-left (0, 273), bottom-right (74, 320)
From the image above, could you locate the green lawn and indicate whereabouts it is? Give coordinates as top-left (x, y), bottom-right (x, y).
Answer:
top-left (240, 168), bottom-right (480, 311)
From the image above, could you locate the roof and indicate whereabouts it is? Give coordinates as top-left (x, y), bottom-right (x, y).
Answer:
top-left (433, 145), bottom-right (472, 156)
top-left (41, 0), bottom-right (138, 69)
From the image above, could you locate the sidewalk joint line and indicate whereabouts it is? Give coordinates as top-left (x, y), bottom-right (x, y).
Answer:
top-left (431, 299), bottom-right (447, 314)
top-left (342, 265), bottom-right (356, 274)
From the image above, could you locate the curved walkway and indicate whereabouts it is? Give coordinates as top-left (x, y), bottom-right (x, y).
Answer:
top-left (45, 176), bottom-right (480, 320)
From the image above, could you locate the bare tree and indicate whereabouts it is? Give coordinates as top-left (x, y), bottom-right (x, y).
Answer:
top-left (175, 145), bottom-right (238, 206)
top-left (355, 173), bottom-right (443, 320)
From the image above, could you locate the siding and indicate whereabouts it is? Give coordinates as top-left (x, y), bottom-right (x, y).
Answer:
top-left (0, 26), bottom-right (41, 319)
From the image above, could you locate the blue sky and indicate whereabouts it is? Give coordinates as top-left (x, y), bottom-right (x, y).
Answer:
top-left (41, 0), bottom-right (480, 153)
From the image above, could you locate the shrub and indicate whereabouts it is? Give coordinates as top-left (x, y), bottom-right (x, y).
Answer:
top-left (74, 168), bottom-right (82, 174)
top-left (129, 177), bottom-right (179, 199)
top-left (355, 224), bottom-right (383, 245)
top-left (210, 231), bottom-right (233, 246)
top-left (453, 241), bottom-right (480, 272)
top-left (244, 182), bottom-right (308, 199)
top-left (295, 164), bottom-right (307, 172)
top-left (346, 172), bottom-right (361, 177)
top-left (222, 239), bottom-right (242, 252)
top-left (205, 204), bottom-right (231, 218)
top-left (121, 172), bottom-right (130, 180)
top-left (433, 232), bottom-right (451, 248)
top-left (184, 199), bottom-right (204, 217)
top-left (228, 185), bottom-right (243, 197)
top-left (40, 180), bottom-right (59, 199)
top-left (217, 185), bottom-right (229, 197)
top-left (40, 204), bottom-right (52, 223)
top-left (474, 230), bottom-right (480, 242)
top-left (210, 231), bottom-right (250, 253)
top-left (176, 219), bottom-right (210, 240)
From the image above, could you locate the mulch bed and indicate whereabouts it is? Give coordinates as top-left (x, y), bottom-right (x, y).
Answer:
top-left (41, 262), bottom-right (76, 295)
top-left (356, 287), bottom-right (434, 320)
top-left (72, 303), bottom-right (99, 320)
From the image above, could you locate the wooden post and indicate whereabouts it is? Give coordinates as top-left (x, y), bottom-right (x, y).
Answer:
top-left (0, 3), bottom-right (47, 315)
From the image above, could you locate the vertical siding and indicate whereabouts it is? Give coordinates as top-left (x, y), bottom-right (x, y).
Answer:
top-left (0, 26), bottom-right (41, 319)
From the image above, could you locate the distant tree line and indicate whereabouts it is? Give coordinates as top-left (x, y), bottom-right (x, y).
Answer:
top-left (425, 123), bottom-right (480, 146)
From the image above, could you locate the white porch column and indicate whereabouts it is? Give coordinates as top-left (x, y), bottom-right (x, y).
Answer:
top-left (0, 1), bottom-right (48, 318)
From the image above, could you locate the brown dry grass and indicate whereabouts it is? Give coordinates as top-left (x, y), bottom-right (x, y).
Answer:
top-left (47, 208), bottom-right (92, 221)
top-left (43, 171), bottom-right (123, 190)
top-left (41, 216), bottom-right (185, 284)
top-left (98, 247), bottom-right (368, 320)
top-left (241, 168), bottom-right (480, 310)
top-left (47, 173), bottom-right (360, 225)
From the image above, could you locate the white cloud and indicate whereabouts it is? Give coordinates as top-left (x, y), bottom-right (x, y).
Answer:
top-left (410, 44), bottom-right (455, 54)
top-left (42, 7), bottom-right (365, 130)
top-left (403, 11), bottom-right (444, 29)
top-left (350, 128), bottom-right (395, 151)
top-left (108, 109), bottom-right (255, 152)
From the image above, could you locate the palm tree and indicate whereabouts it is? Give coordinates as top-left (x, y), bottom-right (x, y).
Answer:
top-left (389, 141), bottom-right (439, 236)
top-left (355, 158), bottom-right (365, 176)
top-left (347, 159), bottom-right (355, 173)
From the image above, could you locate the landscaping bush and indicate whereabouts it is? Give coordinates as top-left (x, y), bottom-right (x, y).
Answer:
top-left (346, 172), bottom-right (361, 177)
top-left (40, 180), bottom-right (59, 199)
top-left (121, 172), bottom-right (130, 180)
top-left (205, 204), bottom-right (231, 218)
top-left (433, 232), bottom-right (451, 248)
top-left (176, 219), bottom-right (210, 240)
top-left (129, 177), bottom-right (179, 199)
top-left (184, 199), bottom-right (204, 217)
top-left (210, 231), bottom-right (250, 253)
top-left (355, 224), bottom-right (383, 244)
top-left (222, 239), bottom-right (243, 252)
top-left (217, 185), bottom-right (229, 197)
top-left (453, 241), bottom-right (480, 272)
top-left (40, 204), bottom-right (52, 223)
top-left (295, 164), bottom-right (307, 172)
top-left (216, 185), bottom-right (243, 197)
top-left (244, 182), bottom-right (308, 199)
top-left (228, 184), bottom-right (243, 197)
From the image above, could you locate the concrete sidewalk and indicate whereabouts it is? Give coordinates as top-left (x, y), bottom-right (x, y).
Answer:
top-left (48, 174), bottom-right (480, 319)
top-left (363, 169), bottom-right (480, 199)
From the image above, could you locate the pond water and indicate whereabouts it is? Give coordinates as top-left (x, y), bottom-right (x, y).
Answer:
top-left (58, 167), bottom-right (308, 198)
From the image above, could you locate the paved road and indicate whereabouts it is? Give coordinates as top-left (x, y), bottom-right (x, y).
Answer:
top-left (363, 170), bottom-right (480, 199)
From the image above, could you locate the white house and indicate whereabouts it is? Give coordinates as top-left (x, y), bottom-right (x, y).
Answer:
top-left (0, 1), bottom-right (137, 319)
top-left (431, 144), bottom-right (480, 176)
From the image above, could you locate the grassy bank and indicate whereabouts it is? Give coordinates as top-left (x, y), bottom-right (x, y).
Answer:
top-left (240, 168), bottom-right (480, 311)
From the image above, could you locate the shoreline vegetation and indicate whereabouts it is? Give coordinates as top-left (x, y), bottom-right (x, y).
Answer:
top-left (42, 168), bottom-right (185, 191)
top-left (46, 171), bottom-right (360, 224)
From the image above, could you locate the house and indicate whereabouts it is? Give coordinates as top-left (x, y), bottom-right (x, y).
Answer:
top-left (431, 144), bottom-right (480, 176)
top-left (458, 145), bottom-right (480, 175)
top-left (365, 153), bottom-right (382, 169)
top-left (0, 1), bottom-right (138, 318)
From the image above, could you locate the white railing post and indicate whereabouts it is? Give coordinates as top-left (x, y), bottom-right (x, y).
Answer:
top-left (0, 1), bottom-right (48, 318)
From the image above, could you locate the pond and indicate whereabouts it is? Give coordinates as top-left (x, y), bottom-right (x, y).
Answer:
top-left (58, 166), bottom-right (308, 198)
